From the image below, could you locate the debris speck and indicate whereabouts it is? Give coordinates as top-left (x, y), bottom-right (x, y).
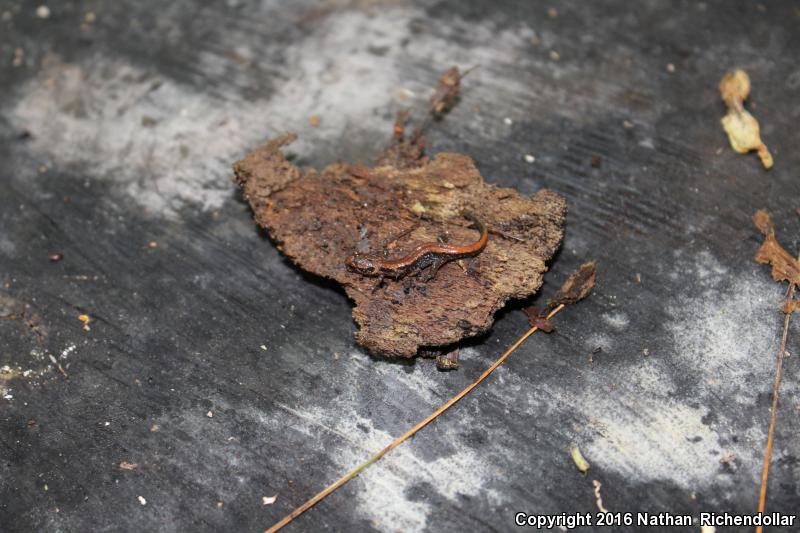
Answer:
top-left (120, 461), bottom-right (139, 470)
top-left (547, 7), bottom-right (558, 17)
top-left (260, 345), bottom-right (267, 351)
top-left (623, 120), bottom-right (634, 129)
top-left (592, 479), bottom-right (608, 513)
top-left (35, 5), bottom-right (50, 19)
top-left (216, 501), bottom-right (224, 508)
top-left (84, 11), bottom-right (96, 23)
top-left (666, 63), bottom-right (676, 73)
top-left (60, 345), bottom-right (76, 359)
top-left (103, 421), bottom-right (110, 426)
top-left (48, 253), bottom-right (63, 262)
top-left (262, 495), bottom-right (277, 505)
top-left (549, 50), bottom-right (560, 61)
top-left (148, 241), bottom-right (158, 249)
top-left (206, 411), bottom-right (213, 418)
top-left (503, 117), bottom-right (513, 126)
top-left (570, 445), bottom-right (590, 473)
top-left (524, 154), bottom-right (535, 164)
top-left (150, 423), bottom-right (160, 432)
top-left (12, 48), bottom-right (24, 67)
top-left (308, 115), bottom-right (320, 128)
top-left (138, 496), bottom-right (147, 506)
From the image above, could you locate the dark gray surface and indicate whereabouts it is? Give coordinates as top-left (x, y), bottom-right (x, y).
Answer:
top-left (1, 1), bottom-right (799, 531)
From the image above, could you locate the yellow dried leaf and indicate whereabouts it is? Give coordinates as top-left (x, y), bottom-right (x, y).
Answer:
top-left (719, 69), bottom-right (772, 169)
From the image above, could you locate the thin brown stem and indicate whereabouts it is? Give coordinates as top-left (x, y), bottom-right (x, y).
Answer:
top-left (755, 278), bottom-right (796, 533)
top-left (264, 303), bottom-right (566, 533)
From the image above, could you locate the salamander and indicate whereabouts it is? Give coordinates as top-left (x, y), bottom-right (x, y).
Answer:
top-left (345, 212), bottom-right (488, 282)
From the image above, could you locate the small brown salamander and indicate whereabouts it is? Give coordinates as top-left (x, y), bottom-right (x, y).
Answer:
top-left (346, 212), bottom-right (488, 282)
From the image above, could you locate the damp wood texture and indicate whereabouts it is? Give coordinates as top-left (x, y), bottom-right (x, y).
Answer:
top-left (233, 133), bottom-right (566, 357)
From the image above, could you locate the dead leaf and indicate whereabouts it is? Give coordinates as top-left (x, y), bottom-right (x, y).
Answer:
top-left (430, 66), bottom-right (462, 115)
top-left (719, 69), bottom-right (773, 169)
top-left (523, 306), bottom-right (555, 332)
top-left (752, 210), bottom-right (800, 287)
top-left (547, 262), bottom-right (597, 312)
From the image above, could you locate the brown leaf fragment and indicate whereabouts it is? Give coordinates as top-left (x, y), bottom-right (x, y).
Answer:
top-left (782, 300), bottom-right (799, 315)
top-left (719, 69), bottom-right (773, 169)
top-left (119, 461), bottom-right (139, 470)
top-left (430, 66), bottom-right (462, 116)
top-left (523, 306), bottom-right (555, 332)
top-left (752, 210), bottom-right (800, 287)
top-left (546, 262), bottom-right (597, 312)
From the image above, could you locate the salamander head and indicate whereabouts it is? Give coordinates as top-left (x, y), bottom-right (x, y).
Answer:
top-left (346, 253), bottom-right (378, 276)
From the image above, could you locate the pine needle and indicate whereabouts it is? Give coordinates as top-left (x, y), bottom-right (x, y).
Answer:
top-left (755, 279), bottom-right (795, 533)
top-left (264, 303), bottom-right (566, 533)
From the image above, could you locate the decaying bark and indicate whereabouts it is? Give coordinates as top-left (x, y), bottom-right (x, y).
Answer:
top-left (234, 134), bottom-right (566, 357)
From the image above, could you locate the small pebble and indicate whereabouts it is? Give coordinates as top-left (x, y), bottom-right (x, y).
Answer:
top-left (503, 117), bottom-right (513, 126)
top-left (36, 5), bottom-right (50, 19)
top-left (666, 63), bottom-right (675, 73)
top-left (549, 50), bottom-right (560, 61)
top-left (206, 411), bottom-right (213, 418)
top-left (138, 496), bottom-right (147, 506)
top-left (48, 253), bottom-right (63, 262)
top-left (524, 154), bottom-right (535, 164)
top-left (262, 495), bottom-right (277, 505)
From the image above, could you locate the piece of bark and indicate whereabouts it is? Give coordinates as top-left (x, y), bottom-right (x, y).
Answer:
top-left (234, 135), bottom-right (566, 357)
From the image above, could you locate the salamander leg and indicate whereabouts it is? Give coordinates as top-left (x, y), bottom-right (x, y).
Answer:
top-left (420, 258), bottom-right (445, 282)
